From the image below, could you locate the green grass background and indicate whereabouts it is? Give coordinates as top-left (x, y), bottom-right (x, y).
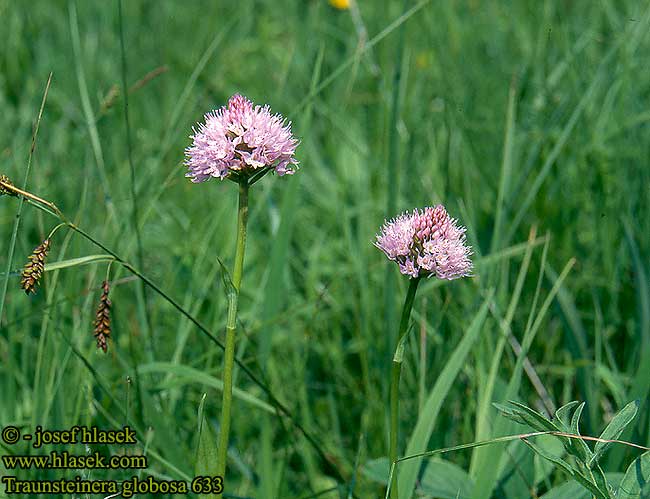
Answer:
top-left (1, 0), bottom-right (649, 498)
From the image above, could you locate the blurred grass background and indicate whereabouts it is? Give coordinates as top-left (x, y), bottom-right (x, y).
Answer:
top-left (1, 0), bottom-right (649, 498)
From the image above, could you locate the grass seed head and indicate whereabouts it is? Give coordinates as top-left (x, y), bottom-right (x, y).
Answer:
top-left (93, 280), bottom-right (112, 353)
top-left (20, 239), bottom-right (51, 294)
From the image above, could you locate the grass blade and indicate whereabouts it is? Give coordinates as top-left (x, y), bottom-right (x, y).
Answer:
top-left (0, 73), bottom-right (51, 326)
top-left (397, 293), bottom-right (492, 499)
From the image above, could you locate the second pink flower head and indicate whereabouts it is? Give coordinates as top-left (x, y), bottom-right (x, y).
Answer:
top-left (375, 205), bottom-right (473, 280)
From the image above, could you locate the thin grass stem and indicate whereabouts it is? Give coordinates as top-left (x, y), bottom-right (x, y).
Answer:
top-left (0, 73), bottom-right (52, 326)
top-left (117, 0), bottom-right (153, 356)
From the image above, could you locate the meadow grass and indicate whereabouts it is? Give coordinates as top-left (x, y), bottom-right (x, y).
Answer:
top-left (1, 1), bottom-right (649, 498)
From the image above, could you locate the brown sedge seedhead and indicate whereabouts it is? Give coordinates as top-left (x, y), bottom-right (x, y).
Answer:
top-left (20, 239), bottom-right (51, 294)
top-left (93, 280), bottom-right (112, 353)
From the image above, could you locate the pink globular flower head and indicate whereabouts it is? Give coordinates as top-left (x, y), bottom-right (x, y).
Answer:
top-left (184, 94), bottom-right (299, 182)
top-left (375, 205), bottom-right (473, 280)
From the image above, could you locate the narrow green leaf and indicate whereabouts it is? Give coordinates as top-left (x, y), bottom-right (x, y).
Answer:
top-left (393, 323), bottom-right (413, 363)
top-left (490, 73), bottom-right (518, 257)
top-left (553, 401), bottom-right (581, 431)
top-left (609, 217), bottom-right (650, 468)
top-left (546, 264), bottom-right (597, 432)
top-left (493, 402), bottom-right (528, 426)
top-left (508, 401), bottom-right (562, 433)
top-left (470, 228), bottom-right (539, 478)
top-left (570, 402), bottom-right (594, 462)
top-left (217, 256), bottom-right (236, 298)
top-left (398, 294), bottom-right (492, 499)
top-left (590, 464), bottom-right (613, 498)
top-left (44, 255), bottom-right (115, 272)
top-left (138, 362), bottom-right (275, 413)
top-left (523, 439), bottom-right (609, 499)
top-left (195, 394), bottom-right (219, 499)
top-left (589, 401), bottom-right (639, 468)
top-left (471, 251), bottom-right (574, 499)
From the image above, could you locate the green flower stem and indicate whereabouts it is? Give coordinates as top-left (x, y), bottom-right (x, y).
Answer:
top-left (216, 180), bottom-right (249, 485)
top-left (389, 276), bottom-right (420, 499)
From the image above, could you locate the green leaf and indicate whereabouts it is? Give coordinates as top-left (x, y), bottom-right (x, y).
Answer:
top-left (588, 463), bottom-right (613, 498)
top-left (364, 457), bottom-right (475, 499)
top-left (362, 457), bottom-right (390, 485)
top-left (553, 401), bottom-right (581, 431)
top-left (618, 451), bottom-right (650, 499)
top-left (552, 401), bottom-right (583, 459)
top-left (392, 323), bottom-right (413, 363)
top-left (522, 439), bottom-right (609, 499)
top-left (493, 402), bottom-right (528, 426)
top-left (138, 362), bottom-right (275, 413)
top-left (589, 401), bottom-right (639, 468)
top-left (497, 440), bottom-right (535, 499)
top-left (419, 458), bottom-right (474, 499)
top-left (43, 255), bottom-right (115, 272)
top-left (217, 256), bottom-right (236, 299)
top-left (570, 402), bottom-right (594, 462)
top-left (540, 479), bottom-right (594, 499)
top-left (541, 474), bottom-right (623, 499)
top-left (508, 401), bottom-right (561, 433)
top-left (534, 435), bottom-right (567, 485)
top-left (522, 438), bottom-right (575, 476)
top-left (194, 394), bottom-right (220, 499)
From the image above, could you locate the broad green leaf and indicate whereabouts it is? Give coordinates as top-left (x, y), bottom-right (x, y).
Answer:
top-left (362, 457), bottom-right (390, 485)
top-left (364, 457), bottom-right (475, 499)
top-left (589, 401), bottom-right (639, 468)
top-left (618, 451), bottom-right (650, 499)
top-left (540, 479), bottom-right (594, 499)
top-left (497, 440), bottom-right (535, 499)
top-left (541, 474), bottom-right (623, 499)
top-left (419, 458), bottom-right (474, 499)
top-left (534, 436), bottom-right (567, 485)
top-left (522, 439), bottom-right (575, 476)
